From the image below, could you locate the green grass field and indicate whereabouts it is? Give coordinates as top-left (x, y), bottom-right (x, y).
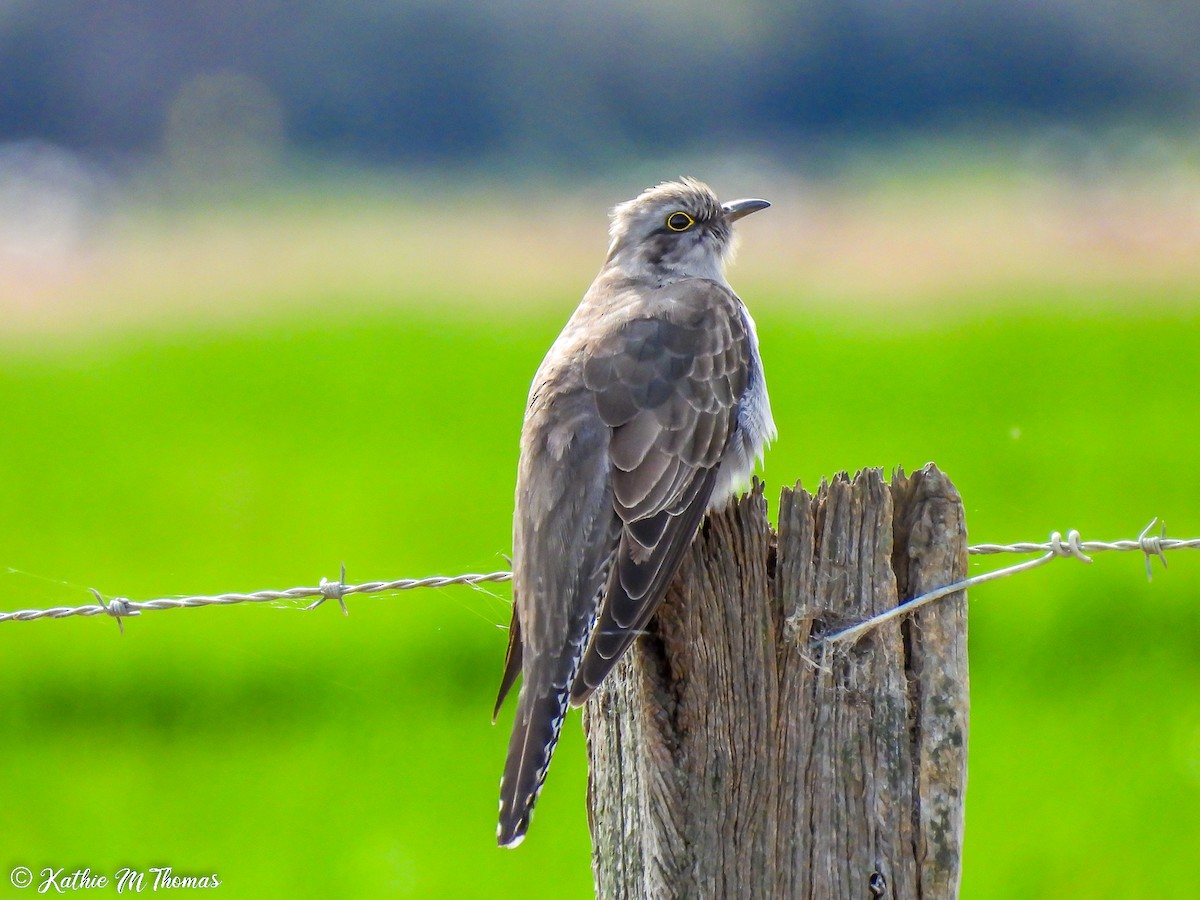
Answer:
top-left (1, 182), bottom-right (1198, 898)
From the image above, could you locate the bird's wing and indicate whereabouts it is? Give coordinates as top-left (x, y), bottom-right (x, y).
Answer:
top-left (499, 383), bottom-right (619, 846)
top-left (569, 279), bottom-right (749, 706)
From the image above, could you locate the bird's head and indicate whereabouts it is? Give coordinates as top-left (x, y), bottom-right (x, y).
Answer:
top-left (605, 177), bottom-right (769, 283)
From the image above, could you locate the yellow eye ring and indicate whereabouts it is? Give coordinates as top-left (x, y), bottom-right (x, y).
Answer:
top-left (665, 211), bottom-right (694, 232)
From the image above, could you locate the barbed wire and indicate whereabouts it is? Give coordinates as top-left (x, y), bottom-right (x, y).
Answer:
top-left (1, 520), bottom-right (1195, 635)
top-left (820, 519), bottom-right (1198, 647)
top-left (0, 566), bottom-right (513, 630)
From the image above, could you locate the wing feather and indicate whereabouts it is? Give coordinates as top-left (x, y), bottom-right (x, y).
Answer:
top-left (609, 410), bottom-right (663, 472)
top-left (570, 279), bottom-right (749, 706)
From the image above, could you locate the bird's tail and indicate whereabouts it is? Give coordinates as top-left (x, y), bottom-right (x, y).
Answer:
top-left (497, 681), bottom-right (570, 848)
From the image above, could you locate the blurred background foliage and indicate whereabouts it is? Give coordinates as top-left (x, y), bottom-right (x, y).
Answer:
top-left (2, 0), bottom-right (1200, 167)
top-left (0, 2), bottom-right (1198, 898)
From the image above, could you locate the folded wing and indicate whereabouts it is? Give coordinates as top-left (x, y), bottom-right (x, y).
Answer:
top-left (569, 280), bottom-right (749, 706)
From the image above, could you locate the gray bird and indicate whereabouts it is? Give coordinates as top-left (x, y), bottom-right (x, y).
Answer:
top-left (494, 178), bottom-right (775, 848)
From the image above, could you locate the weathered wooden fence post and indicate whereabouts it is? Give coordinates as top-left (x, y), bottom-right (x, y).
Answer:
top-left (582, 465), bottom-right (969, 899)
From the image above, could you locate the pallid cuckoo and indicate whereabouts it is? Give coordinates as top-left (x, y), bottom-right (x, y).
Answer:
top-left (494, 178), bottom-right (774, 848)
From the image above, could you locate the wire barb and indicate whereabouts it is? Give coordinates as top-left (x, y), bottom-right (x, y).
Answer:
top-left (308, 563), bottom-right (350, 615)
top-left (89, 587), bottom-right (140, 635)
top-left (1137, 518), bottom-right (1169, 581)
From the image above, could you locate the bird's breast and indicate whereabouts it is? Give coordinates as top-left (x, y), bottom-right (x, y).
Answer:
top-left (710, 306), bottom-right (775, 509)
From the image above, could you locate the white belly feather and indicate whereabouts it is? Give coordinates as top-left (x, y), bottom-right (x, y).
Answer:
top-left (710, 305), bottom-right (776, 509)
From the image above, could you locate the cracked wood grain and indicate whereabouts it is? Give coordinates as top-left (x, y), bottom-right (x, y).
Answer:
top-left (583, 465), bottom-right (968, 900)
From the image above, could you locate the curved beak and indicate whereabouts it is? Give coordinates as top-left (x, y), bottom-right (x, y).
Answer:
top-left (721, 198), bottom-right (770, 223)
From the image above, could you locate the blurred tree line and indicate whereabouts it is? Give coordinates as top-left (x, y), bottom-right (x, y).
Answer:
top-left (0, 0), bottom-right (1197, 169)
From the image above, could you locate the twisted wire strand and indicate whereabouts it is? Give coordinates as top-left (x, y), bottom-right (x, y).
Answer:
top-left (971, 538), bottom-right (1200, 557)
top-left (1, 519), bottom-right (1194, 629)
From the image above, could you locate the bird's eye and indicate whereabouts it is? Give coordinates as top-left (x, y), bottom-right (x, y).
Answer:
top-left (665, 211), bottom-right (695, 232)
